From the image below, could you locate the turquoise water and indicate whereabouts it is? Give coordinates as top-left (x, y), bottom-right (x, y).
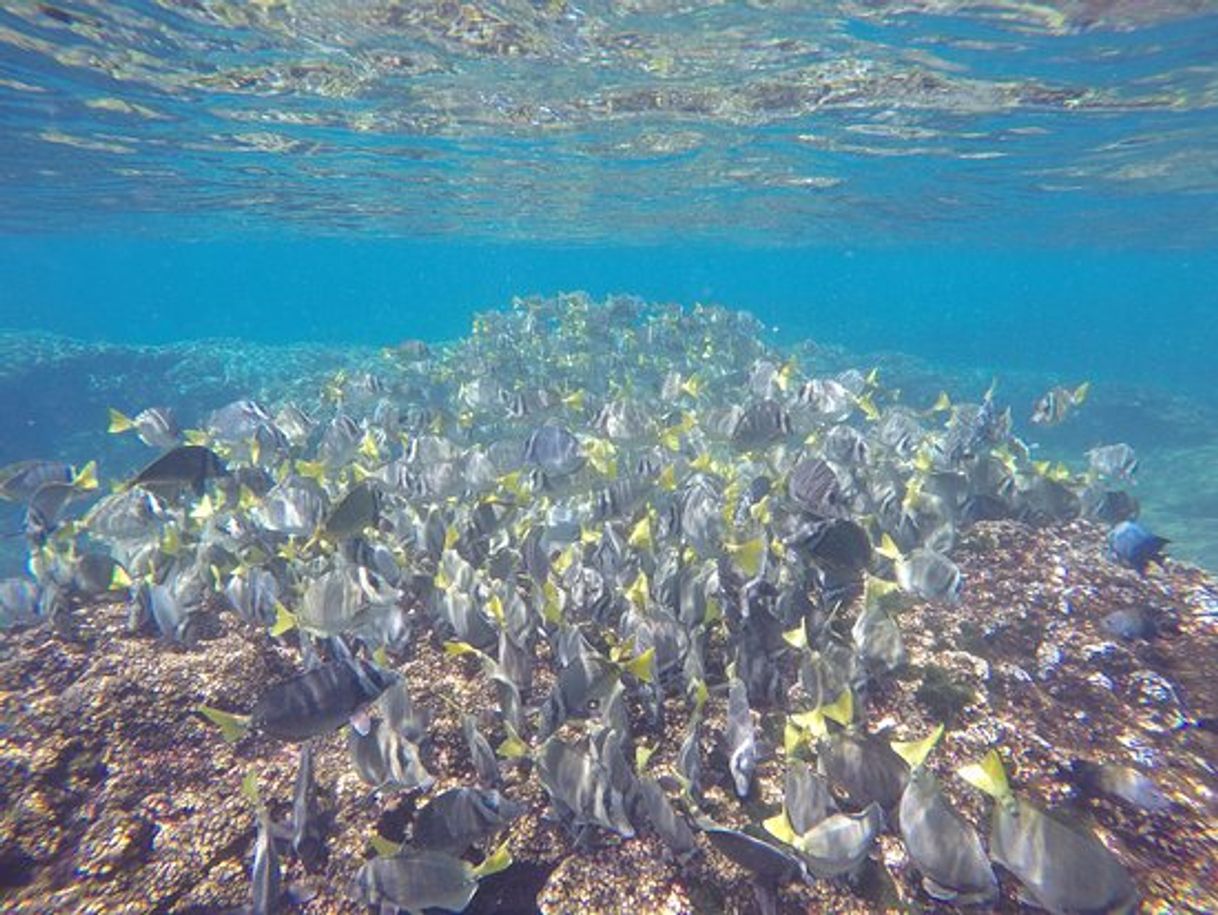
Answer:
top-left (2, 4), bottom-right (1217, 567)
top-left (2, 3), bottom-right (1218, 569)
top-left (3, 5), bottom-right (1218, 912)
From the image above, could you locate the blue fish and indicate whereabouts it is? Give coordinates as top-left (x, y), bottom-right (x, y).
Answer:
top-left (1106, 521), bottom-right (1168, 575)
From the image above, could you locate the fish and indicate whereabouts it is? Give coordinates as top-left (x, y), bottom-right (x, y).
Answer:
top-left (893, 725), bottom-right (997, 904)
top-left (959, 750), bottom-right (1139, 914)
top-left (880, 536), bottom-right (962, 603)
top-left (353, 843), bottom-right (511, 913)
top-left (0, 460), bottom-right (75, 502)
top-left (108, 407), bottom-right (179, 449)
top-left (462, 715), bottom-right (501, 787)
top-left (636, 776), bottom-right (697, 859)
top-left (731, 400), bottom-right (792, 449)
top-left (290, 744), bottom-right (324, 867)
top-left (701, 823), bottom-right (806, 885)
top-left (521, 424), bottom-right (585, 477)
top-left (243, 772), bottom-right (282, 915)
top-left (128, 445), bottom-right (228, 495)
top-left (1087, 443), bottom-right (1137, 483)
top-left (786, 457), bottom-right (845, 518)
top-left (1100, 607), bottom-right (1158, 641)
top-left (1106, 520), bottom-right (1168, 574)
top-left (199, 656), bottom-right (397, 743)
top-left (537, 734), bottom-right (635, 838)
top-left (725, 677), bottom-right (757, 799)
top-left (1068, 760), bottom-right (1170, 814)
top-left (412, 787), bottom-right (522, 855)
top-left (1031, 381), bottom-right (1089, 426)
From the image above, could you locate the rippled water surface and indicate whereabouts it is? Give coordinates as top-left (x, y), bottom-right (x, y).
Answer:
top-left (2, 1), bottom-right (1217, 243)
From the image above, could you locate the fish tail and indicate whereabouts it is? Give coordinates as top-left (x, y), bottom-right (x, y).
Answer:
top-left (107, 408), bottom-right (134, 434)
top-left (197, 705), bottom-right (251, 744)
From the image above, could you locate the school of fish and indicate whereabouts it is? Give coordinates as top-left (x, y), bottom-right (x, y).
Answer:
top-left (0, 292), bottom-right (1167, 913)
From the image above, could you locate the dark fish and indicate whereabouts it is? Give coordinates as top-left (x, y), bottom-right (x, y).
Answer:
top-left (253, 658), bottom-right (397, 741)
top-left (1100, 608), bottom-right (1157, 641)
top-left (819, 730), bottom-right (909, 811)
top-left (1107, 521), bottom-right (1168, 574)
top-left (961, 751), bottom-right (1139, 914)
top-left (321, 482), bottom-right (381, 541)
top-left (0, 460), bottom-right (73, 502)
top-left (637, 776), bottom-right (697, 859)
top-left (463, 715), bottom-right (501, 787)
top-left (413, 787), bottom-right (522, 855)
top-left (787, 457), bottom-right (844, 517)
top-left (731, 400), bottom-right (791, 449)
top-left (959, 493), bottom-right (1010, 526)
top-left (129, 446), bottom-right (228, 495)
top-left (1082, 488), bottom-right (1139, 526)
top-left (291, 744), bottom-right (324, 867)
top-left (522, 424), bottom-right (584, 477)
top-left (1070, 760), bottom-right (1170, 814)
top-left (783, 761), bottom-right (837, 835)
top-left (24, 481), bottom-right (82, 544)
top-left (702, 824), bottom-right (806, 884)
top-left (251, 803), bottom-right (282, 915)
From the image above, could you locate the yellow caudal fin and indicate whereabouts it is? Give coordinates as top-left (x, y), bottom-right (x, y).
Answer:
top-left (822, 687), bottom-right (854, 727)
top-left (725, 536), bottom-right (765, 578)
top-left (241, 768), bottom-right (260, 807)
top-left (891, 723), bottom-right (945, 770)
top-left (627, 514), bottom-right (653, 551)
top-left (875, 532), bottom-right (902, 562)
top-left (782, 624), bottom-right (808, 650)
top-left (107, 408), bottom-right (134, 434)
top-left (72, 460), bottom-right (98, 491)
top-left (1073, 381), bottom-right (1091, 404)
top-left (109, 563), bottom-right (133, 590)
top-left (370, 834), bottom-right (403, 857)
top-left (958, 749), bottom-right (1012, 800)
top-left (496, 721), bottom-right (530, 759)
top-left (634, 742), bottom-right (656, 772)
top-left (622, 646), bottom-right (655, 684)
top-left (198, 705), bottom-right (251, 744)
top-left (270, 602), bottom-right (297, 637)
top-left (763, 810), bottom-right (797, 845)
top-left (625, 569), bottom-right (649, 610)
top-left (472, 839), bottom-right (513, 879)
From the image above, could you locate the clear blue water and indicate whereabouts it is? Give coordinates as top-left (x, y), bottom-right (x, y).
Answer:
top-left (3, 5), bottom-right (1218, 911)
top-left (2, 0), bottom-right (1218, 569)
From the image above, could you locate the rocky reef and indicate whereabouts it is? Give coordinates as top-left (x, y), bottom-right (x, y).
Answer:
top-left (1, 519), bottom-right (1214, 913)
